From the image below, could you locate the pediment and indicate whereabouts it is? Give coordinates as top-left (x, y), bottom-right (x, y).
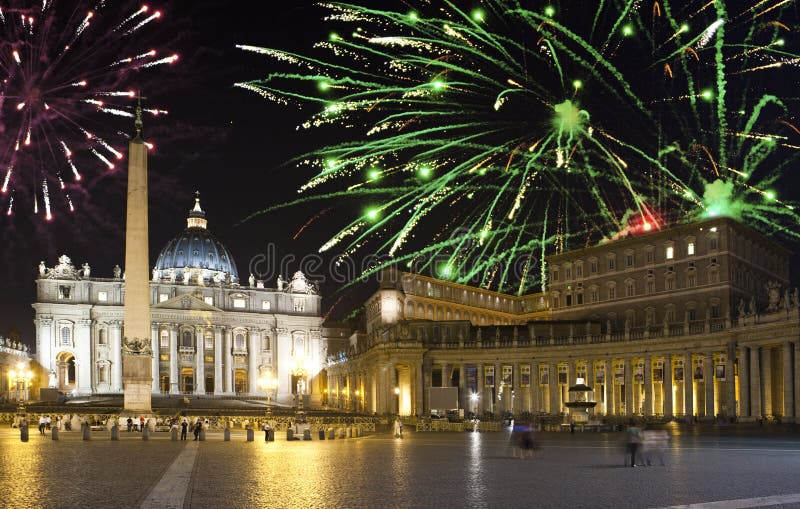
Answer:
top-left (153, 293), bottom-right (221, 312)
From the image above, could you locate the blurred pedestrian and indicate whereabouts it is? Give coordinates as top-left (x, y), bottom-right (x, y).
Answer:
top-left (180, 419), bottom-right (188, 441)
top-left (193, 420), bottom-right (202, 441)
top-left (126, 417), bottom-right (133, 432)
top-left (38, 416), bottom-right (46, 435)
top-left (140, 416), bottom-right (145, 432)
top-left (393, 417), bottom-right (403, 438)
top-left (643, 430), bottom-right (669, 466)
top-left (625, 426), bottom-right (643, 467)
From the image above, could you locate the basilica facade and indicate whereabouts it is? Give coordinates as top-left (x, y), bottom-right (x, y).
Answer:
top-left (33, 197), bottom-right (329, 406)
top-left (326, 217), bottom-right (800, 423)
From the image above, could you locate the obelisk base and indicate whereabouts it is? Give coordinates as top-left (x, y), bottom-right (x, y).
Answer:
top-left (123, 355), bottom-right (152, 413)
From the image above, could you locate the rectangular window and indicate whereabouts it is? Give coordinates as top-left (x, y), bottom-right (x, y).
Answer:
top-left (565, 267), bottom-right (571, 279)
top-left (625, 254), bottom-right (634, 268)
top-left (262, 301), bottom-right (271, 310)
top-left (98, 291), bottom-right (108, 302)
top-left (590, 261), bottom-right (598, 273)
top-left (590, 290), bottom-right (598, 303)
top-left (159, 293), bottom-right (169, 303)
top-left (552, 270), bottom-right (559, 282)
top-left (646, 280), bottom-right (655, 294)
top-left (608, 257), bottom-right (616, 270)
top-left (608, 287), bottom-right (616, 300)
top-left (576, 293), bottom-right (583, 305)
top-left (666, 246), bottom-right (674, 260)
top-left (58, 285), bottom-right (71, 300)
top-left (626, 283), bottom-right (635, 297)
top-left (688, 309), bottom-right (697, 321)
top-left (708, 237), bottom-right (718, 250)
top-left (646, 250), bottom-right (654, 264)
top-left (233, 298), bottom-right (246, 309)
top-left (666, 278), bottom-right (674, 291)
top-left (204, 296), bottom-right (214, 306)
top-left (576, 264), bottom-right (583, 277)
top-left (687, 242), bottom-right (695, 255)
top-left (160, 354), bottom-right (169, 361)
top-left (687, 274), bottom-right (696, 288)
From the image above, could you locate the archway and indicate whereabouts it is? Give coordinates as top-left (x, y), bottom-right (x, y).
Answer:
top-left (56, 352), bottom-right (76, 391)
top-left (234, 369), bottom-right (247, 394)
top-left (181, 367), bottom-right (194, 393)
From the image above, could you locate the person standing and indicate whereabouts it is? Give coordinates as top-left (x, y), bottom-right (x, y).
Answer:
top-left (264, 422), bottom-right (271, 441)
top-left (38, 416), bottom-right (46, 435)
top-left (626, 426), bottom-right (643, 467)
top-left (127, 417), bottom-right (133, 432)
top-left (180, 419), bottom-right (188, 441)
top-left (193, 420), bottom-right (202, 441)
top-left (140, 416), bottom-right (145, 432)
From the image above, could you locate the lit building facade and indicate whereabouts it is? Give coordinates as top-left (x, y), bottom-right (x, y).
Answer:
top-left (32, 197), bottom-right (329, 406)
top-left (327, 217), bottom-right (800, 422)
top-left (1, 338), bottom-right (34, 402)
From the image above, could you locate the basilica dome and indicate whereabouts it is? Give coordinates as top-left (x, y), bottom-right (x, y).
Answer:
top-left (153, 195), bottom-right (239, 284)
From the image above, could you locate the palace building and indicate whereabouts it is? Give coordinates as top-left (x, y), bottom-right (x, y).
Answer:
top-left (326, 217), bottom-right (800, 422)
top-left (32, 196), bottom-right (329, 406)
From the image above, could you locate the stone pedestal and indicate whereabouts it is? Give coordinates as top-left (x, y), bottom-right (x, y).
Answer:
top-left (123, 355), bottom-right (153, 413)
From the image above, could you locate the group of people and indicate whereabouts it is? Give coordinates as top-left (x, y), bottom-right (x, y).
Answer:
top-left (37, 415), bottom-right (52, 435)
top-left (170, 417), bottom-right (207, 440)
top-left (125, 416), bottom-right (148, 432)
top-left (625, 426), bottom-right (670, 467)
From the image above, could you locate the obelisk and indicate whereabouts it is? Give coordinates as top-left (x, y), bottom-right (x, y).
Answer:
top-left (121, 95), bottom-right (153, 413)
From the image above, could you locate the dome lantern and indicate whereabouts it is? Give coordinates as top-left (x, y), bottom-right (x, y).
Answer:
top-left (187, 191), bottom-right (207, 229)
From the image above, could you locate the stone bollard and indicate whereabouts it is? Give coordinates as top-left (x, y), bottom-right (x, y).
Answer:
top-left (20, 421), bottom-right (29, 442)
top-left (224, 428), bottom-right (231, 441)
top-left (51, 426), bottom-right (59, 441)
top-left (82, 422), bottom-right (91, 441)
top-left (142, 426), bottom-right (149, 441)
top-left (111, 425), bottom-right (119, 441)
top-left (171, 427), bottom-right (178, 441)
top-left (287, 429), bottom-right (294, 441)
top-left (246, 428), bottom-right (254, 442)
top-left (199, 429), bottom-right (206, 442)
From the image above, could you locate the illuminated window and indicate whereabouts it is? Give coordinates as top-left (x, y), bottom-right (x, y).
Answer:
top-left (204, 296), bottom-right (214, 306)
top-left (159, 293), bottom-right (169, 303)
top-left (687, 242), bottom-right (695, 256)
top-left (666, 246), bottom-right (674, 260)
top-left (233, 298), bottom-right (246, 309)
top-left (98, 291), bottom-right (108, 302)
top-left (204, 334), bottom-right (213, 350)
top-left (262, 301), bottom-right (271, 310)
top-left (160, 330), bottom-right (169, 348)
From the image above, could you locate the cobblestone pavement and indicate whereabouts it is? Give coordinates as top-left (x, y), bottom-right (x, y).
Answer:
top-left (3, 426), bottom-right (800, 508)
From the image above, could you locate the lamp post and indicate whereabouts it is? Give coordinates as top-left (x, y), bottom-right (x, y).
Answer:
top-left (9, 361), bottom-right (33, 417)
top-left (258, 375), bottom-right (278, 419)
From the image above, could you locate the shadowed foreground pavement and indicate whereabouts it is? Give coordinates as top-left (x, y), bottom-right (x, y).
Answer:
top-left (2, 426), bottom-right (800, 508)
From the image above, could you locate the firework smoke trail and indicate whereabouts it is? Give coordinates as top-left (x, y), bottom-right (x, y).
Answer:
top-left (238, 1), bottom-right (800, 293)
top-left (0, 1), bottom-right (177, 219)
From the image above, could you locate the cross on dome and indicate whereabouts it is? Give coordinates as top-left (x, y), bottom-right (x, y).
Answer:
top-left (187, 191), bottom-right (207, 229)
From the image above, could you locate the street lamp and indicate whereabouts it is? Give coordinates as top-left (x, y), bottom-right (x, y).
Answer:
top-left (9, 361), bottom-right (33, 417)
top-left (258, 375), bottom-right (278, 419)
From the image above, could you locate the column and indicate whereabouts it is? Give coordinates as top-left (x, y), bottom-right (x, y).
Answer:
top-left (605, 359), bottom-right (614, 415)
top-left (643, 357), bottom-right (652, 416)
top-left (194, 328), bottom-right (205, 394)
top-left (763, 347), bottom-right (772, 416)
top-left (738, 347), bottom-right (750, 418)
top-left (530, 361), bottom-right (539, 413)
top-left (549, 362), bottom-right (559, 414)
top-left (415, 364), bottom-right (424, 416)
top-left (496, 362), bottom-right (503, 414)
top-left (477, 364), bottom-right (486, 414)
top-left (705, 352), bottom-right (714, 418)
top-left (224, 328), bottom-right (233, 394)
top-left (169, 325), bottom-right (179, 394)
top-left (725, 342), bottom-right (736, 418)
top-left (150, 324), bottom-right (159, 393)
top-left (684, 354), bottom-right (694, 421)
top-left (248, 329), bottom-right (259, 396)
top-left (782, 342), bottom-right (794, 419)
top-left (458, 364), bottom-right (466, 413)
top-left (750, 347), bottom-right (762, 419)
top-left (663, 354), bottom-right (673, 418)
top-left (110, 321), bottom-right (123, 392)
top-left (77, 320), bottom-right (93, 395)
top-left (214, 327), bottom-right (223, 395)
top-left (794, 341), bottom-right (800, 420)
top-left (624, 357), bottom-right (633, 416)
top-left (441, 362), bottom-right (449, 387)
top-left (512, 363), bottom-right (521, 414)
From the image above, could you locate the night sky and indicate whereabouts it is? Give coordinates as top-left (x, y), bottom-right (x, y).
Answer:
top-left (0, 1), bottom-right (372, 347)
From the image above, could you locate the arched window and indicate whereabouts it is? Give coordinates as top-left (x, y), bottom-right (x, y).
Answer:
top-left (234, 333), bottom-right (246, 351)
top-left (181, 331), bottom-right (193, 348)
top-left (98, 329), bottom-right (107, 345)
top-left (204, 333), bottom-right (213, 350)
top-left (60, 326), bottom-right (71, 347)
top-left (160, 330), bottom-right (169, 348)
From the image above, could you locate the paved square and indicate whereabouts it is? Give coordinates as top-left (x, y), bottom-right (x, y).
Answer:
top-left (2, 426), bottom-right (800, 508)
